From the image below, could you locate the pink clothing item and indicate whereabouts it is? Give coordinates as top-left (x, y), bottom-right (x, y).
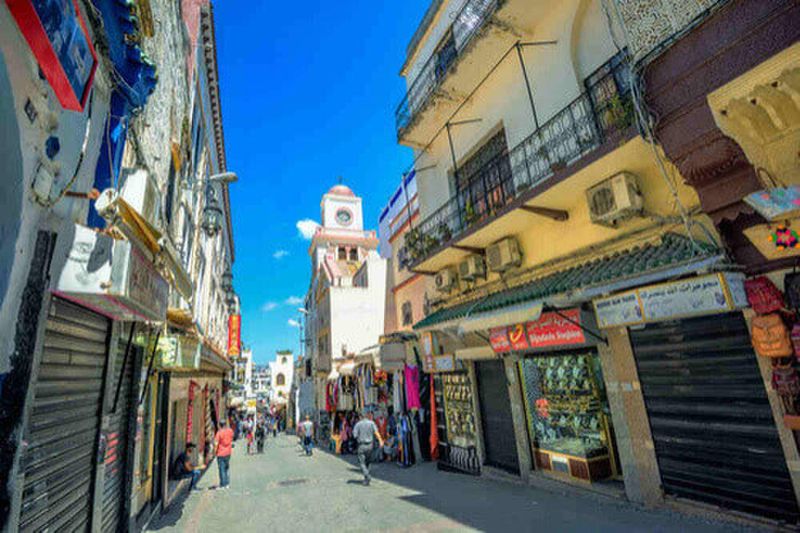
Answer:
top-left (404, 364), bottom-right (421, 410)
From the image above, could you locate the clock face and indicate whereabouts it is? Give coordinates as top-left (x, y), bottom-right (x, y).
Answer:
top-left (336, 208), bottom-right (353, 226)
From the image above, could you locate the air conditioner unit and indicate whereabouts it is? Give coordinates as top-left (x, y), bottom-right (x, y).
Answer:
top-left (586, 172), bottom-right (643, 227)
top-left (120, 168), bottom-right (163, 232)
top-left (434, 268), bottom-right (457, 293)
top-left (459, 254), bottom-right (486, 281)
top-left (487, 237), bottom-right (522, 273)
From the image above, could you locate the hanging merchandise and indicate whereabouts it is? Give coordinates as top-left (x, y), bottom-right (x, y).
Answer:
top-left (751, 314), bottom-right (793, 358)
top-left (393, 371), bottom-right (403, 413)
top-left (744, 276), bottom-right (785, 314)
top-left (429, 375), bottom-right (439, 460)
top-left (772, 359), bottom-right (800, 414)
top-left (792, 324), bottom-right (800, 358)
top-left (440, 373), bottom-right (480, 474)
top-left (404, 364), bottom-right (421, 410)
top-left (785, 272), bottom-right (800, 311)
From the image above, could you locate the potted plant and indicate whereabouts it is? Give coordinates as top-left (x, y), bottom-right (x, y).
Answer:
top-left (464, 198), bottom-right (478, 226)
top-left (438, 222), bottom-right (452, 243)
top-left (605, 95), bottom-right (634, 131)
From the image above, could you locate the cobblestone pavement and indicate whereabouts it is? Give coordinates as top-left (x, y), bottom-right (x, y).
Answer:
top-left (148, 435), bottom-right (762, 533)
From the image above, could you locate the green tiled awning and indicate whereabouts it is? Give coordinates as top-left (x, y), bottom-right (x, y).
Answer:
top-left (413, 233), bottom-right (722, 331)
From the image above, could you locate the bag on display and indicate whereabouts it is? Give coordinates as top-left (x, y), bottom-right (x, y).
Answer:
top-left (751, 314), bottom-right (793, 358)
top-left (792, 323), bottom-right (800, 359)
top-left (745, 276), bottom-right (785, 315)
top-left (772, 361), bottom-right (800, 397)
top-left (785, 272), bottom-right (800, 311)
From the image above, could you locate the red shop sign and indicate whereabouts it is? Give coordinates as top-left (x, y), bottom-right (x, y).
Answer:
top-left (489, 327), bottom-right (511, 353)
top-left (508, 323), bottom-right (529, 351)
top-left (526, 309), bottom-right (585, 348)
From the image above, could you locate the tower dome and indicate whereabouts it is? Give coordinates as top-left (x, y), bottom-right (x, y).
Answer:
top-left (327, 184), bottom-right (355, 197)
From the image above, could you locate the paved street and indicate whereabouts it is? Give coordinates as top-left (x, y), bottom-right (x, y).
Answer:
top-left (149, 435), bottom-right (760, 533)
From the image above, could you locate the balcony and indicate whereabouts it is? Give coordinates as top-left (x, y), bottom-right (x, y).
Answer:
top-left (403, 53), bottom-right (635, 270)
top-left (396, 0), bottom-right (500, 141)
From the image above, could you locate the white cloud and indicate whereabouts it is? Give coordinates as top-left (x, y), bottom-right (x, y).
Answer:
top-left (273, 249), bottom-right (289, 260)
top-left (296, 219), bottom-right (320, 240)
top-left (287, 318), bottom-right (301, 328)
top-left (261, 302), bottom-right (278, 312)
top-left (284, 296), bottom-right (303, 306)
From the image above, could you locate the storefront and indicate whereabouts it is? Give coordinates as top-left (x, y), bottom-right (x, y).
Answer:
top-left (594, 272), bottom-right (800, 522)
top-left (501, 309), bottom-right (619, 483)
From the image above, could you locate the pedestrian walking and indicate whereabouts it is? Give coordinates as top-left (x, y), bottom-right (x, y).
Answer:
top-left (255, 420), bottom-right (266, 454)
top-left (300, 415), bottom-right (314, 456)
top-left (214, 420), bottom-right (234, 489)
top-left (352, 411), bottom-right (384, 486)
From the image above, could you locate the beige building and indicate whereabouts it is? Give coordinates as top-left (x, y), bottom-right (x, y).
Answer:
top-left (389, 0), bottom-right (780, 522)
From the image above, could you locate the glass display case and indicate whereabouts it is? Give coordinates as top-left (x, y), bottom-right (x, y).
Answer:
top-left (440, 373), bottom-right (480, 474)
top-left (519, 351), bottom-right (616, 482)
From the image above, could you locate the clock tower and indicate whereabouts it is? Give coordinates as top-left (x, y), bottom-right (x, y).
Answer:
top-left (321, 184), bottom-right (363, 231)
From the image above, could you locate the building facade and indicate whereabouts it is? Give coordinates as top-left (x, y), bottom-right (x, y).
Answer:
top-left (269, 351), bottom-right (295, 405)
top-left (389, 0), bottom-right (800, 526)
top-left (0, 1), bottom-right (238, 531)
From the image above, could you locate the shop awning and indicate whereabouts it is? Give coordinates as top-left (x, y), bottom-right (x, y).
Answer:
top-left (414, 233), bottom-right (726, 332)
top-left (337, 359), bottom-right (356, 376)
top-left (458, 301), bottom-right (543, 334)
top-left (377, 342), bottom-right (407, 372)
top-left (354, 346), bottom-right (378, 364)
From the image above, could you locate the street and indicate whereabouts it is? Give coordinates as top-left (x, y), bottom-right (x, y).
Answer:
top-left (148, 436), bottom-right (759, 533)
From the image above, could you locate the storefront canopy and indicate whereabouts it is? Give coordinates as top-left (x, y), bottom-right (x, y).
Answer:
top-left (414, 233), bottom-right (726, 332)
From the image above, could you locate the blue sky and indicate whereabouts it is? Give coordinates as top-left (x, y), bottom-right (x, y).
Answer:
top-left (214, 2), bottom-right (429, 364)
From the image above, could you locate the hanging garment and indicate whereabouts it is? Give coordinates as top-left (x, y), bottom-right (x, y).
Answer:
top-left (410, 413), bottom-right (423, 465)
top-left (429, 375), bottom-right (439, 460)
top-left (404, 364), bottom-right (422, 410)
top-left (393, 371), bottom-right (403, 413)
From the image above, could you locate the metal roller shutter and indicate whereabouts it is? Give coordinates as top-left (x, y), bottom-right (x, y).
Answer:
top-left (101, 327), bottom-right (138, 533)
top-left (475, 360), bottom-right (519, 474)
top-left (630, 313), bottom-right (799, 523)
top-left (19, 297), bottom-right (111, 532)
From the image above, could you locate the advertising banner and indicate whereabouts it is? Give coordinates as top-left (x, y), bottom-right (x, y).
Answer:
top-left (227, 314), bottom-right (241, 356)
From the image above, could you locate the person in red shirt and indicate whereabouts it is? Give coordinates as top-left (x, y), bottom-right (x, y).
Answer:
top-left (214, 420), bottom-right (234, 488)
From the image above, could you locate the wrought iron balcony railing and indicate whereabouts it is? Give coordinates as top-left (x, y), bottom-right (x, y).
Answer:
top-left (395, 0), bottom-right (499, 138)
top-left (401, 52), bottom-right (634, 268)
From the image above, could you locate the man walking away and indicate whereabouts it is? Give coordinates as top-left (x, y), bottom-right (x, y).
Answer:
top-left (255, 420), bottom-right (266, 454)
top-left (300, 415), bottom-right (314, 456)
top-left (353, 411), bottom-right (384, 486)
top-left (214, 420), bottom-right (234, 489)
top-left (172, 443), bottom-right (202, 491)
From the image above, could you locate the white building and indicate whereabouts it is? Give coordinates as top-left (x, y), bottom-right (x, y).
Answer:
top-left (251, 364), bottom-right (272, 398)
top-left (303, 184), bottom-right (387, 413)
top-left (269, 351), bottom-right (294, 405)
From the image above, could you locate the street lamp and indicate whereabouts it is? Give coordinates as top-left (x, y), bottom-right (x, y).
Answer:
top-left (201, 188), bottom-right (223, 237)
top-left (221, 266), bottom-right (234, 293)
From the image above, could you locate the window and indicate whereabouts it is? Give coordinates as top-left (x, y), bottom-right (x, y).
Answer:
top-left (349, 248), bottom-right (358, 261)
top-left (164, 159), bottom-right (177, 227)
top-left (281, 357), bottom-right (287, 365)
top-left (276, 373), bottom-right (285, 386)
top-left (401, 301), bottom-right (413, 326)
top-left (456, 129), bottom-right (513, 226)
top-left (338, 247), bottom-right (346, 260)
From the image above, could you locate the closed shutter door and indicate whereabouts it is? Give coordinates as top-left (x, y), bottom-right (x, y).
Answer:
top-left (101, 329), bottom-right (138, 533)
top-left (19, 297), bottom-right (110, 532)
top-left (475, 360), bottom-right (519, 474)
top-left (631, 313), bottom-right (799, 523)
